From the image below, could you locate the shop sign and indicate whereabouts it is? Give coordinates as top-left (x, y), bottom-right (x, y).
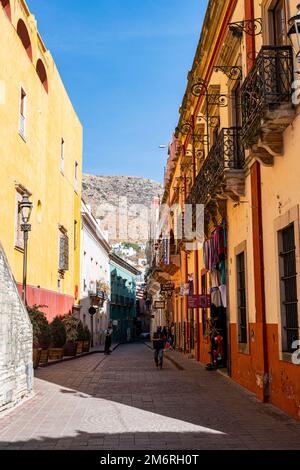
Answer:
top-left (97, 290), bottom-right (105, 299)
top-left (187, 295), bottom-right (211, 309)
top-left (154, 301), bottom-right (166, 309)
top-left (160, 281), bottom-right (175, 292)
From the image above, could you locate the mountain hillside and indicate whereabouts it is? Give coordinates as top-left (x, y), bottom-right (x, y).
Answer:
top-left (82, 174), bottom-right (163, 243)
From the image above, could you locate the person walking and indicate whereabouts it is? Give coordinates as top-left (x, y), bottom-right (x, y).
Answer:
top-left (170, 322), bottom-right (175, 347)
top-left (152, 327), bottom-right (166, 369)
top-left (104, 325), bottom-right (113, 355)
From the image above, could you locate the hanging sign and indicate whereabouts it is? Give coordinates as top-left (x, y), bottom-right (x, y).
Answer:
top-left (154, 301), bottom-right (166, 309)
top-left (187, 294), bottom-right (211, 309)
top-left (160, 281), bottom-right (175, 292)
top-left (89, 306), bottom-right (97, 316)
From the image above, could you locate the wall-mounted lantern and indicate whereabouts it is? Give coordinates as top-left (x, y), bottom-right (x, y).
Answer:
top-left (288, 4), bottom-right (300, 62)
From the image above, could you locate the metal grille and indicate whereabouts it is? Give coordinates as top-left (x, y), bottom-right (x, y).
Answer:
top-left (280, 224), bottom-right (299, 352)
top-left (59, 232), bottom-right (69, 271)
top-left (241, 46), bottom-right (293, 147)
top-left (237, 252), bottom-right (247, 344)
top-left (201, 274), bottom-right (207, 335)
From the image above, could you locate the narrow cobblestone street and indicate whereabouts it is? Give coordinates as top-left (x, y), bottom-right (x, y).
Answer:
top-left (0, 343), bottom-right (300, 450)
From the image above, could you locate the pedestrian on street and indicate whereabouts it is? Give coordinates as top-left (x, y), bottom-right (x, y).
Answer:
top-left (152, 327), bottom-right (166, 369)
top-left (170, 322), bottom-right (175, 347)
top-left (104, 325), bottom-right (113, 355)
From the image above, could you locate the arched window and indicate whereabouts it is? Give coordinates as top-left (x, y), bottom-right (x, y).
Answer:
top-left (36, 59), bottom-right (48, 93)
top-left (17, 19), bottom-right (32, 61)
top-left (0, 0), bottom-right (11, 21)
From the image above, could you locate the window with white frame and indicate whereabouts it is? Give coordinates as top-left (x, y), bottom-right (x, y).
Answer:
top-left (19, 88), bottom-right (26, 139)
top-left (278, 223), bottom-right (299, 353)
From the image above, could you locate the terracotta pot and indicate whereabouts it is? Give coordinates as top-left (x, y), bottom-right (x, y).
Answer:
top-left (83, 340), bottom-right (90, 353)
top-left (64, 341), bottom-right (77, 357)
top-left (33, 348), bottom-right (42, 369)
top-left (76, 340), bottom-right (84, 354)
top-left (48, 348), bottom-right (64, 361)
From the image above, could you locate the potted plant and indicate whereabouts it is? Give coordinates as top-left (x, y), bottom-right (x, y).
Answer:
top-left (27, 305), bottom-right (51, 368)
top-left (62, 313), bottom-right (79, 356)
top-left (49, 316), bottom-right (67, 360)
top-left (76, 320), bottom-right (85, 354)
top-left (83, 325), bottom-right (91, 352)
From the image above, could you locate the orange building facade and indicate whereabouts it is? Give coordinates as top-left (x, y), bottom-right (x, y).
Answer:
top-left (148, 0), bottom-right (300, 420)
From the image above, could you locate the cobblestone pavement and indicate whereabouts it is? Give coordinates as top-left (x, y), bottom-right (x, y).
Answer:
top-left (1, 343), bottom-right (300, 450)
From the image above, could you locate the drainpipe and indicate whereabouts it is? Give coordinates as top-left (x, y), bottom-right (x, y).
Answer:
top-left (251, 162), bottom-right (269, 402)
top-left (244, 0), bottom-right (269, 403)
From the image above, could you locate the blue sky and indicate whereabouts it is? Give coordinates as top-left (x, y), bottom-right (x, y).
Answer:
top-left (26, 0), bottom-right (207, 183)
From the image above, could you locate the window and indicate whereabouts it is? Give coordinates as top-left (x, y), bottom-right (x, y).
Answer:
top-left (19, 88), bottom-right (26, 139)
top-left (272, 0), bottom-right (287, 46)
top-left (74, 161), bottom-right (79, 191)
top-left (232, 82), bottom-right (242, 128)
top-left (278, 223), bottom-right (299, 352)
top-left (15, 190), bottom-right (24, 250)
top-left (58, 226), bottom-right (69, 272)
top-left (236, 251), bottom-right (247, 344)
top-left (60, 139), bottom-right (65, 173)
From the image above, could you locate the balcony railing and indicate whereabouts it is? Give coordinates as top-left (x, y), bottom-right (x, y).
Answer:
top-left (188, 128), bottom-right (245, 205)
top-left (241, 46), bottom-right (294, 150)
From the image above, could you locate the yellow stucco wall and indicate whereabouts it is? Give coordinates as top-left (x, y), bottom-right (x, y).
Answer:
top-left (0, 0), bottom-right (82, 302)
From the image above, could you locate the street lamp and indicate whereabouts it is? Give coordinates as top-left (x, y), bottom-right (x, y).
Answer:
top-left (288, 4), bottom-right (300, 63)
top-left (19, 193), bottom-right (33, 305)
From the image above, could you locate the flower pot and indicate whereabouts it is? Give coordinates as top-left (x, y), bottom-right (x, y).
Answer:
top-left (39, 349), bottom-right (49, 366)
top-left (33, 348), bottom-right (42, 369)
top-left (76, 340), bottom-right (84, 354)
top-left (63, 341), bottom-right (77, 357)
top-left (83, 340), bottom-right (90, 353)
top-left (48, 348), bottom-right (64, 361)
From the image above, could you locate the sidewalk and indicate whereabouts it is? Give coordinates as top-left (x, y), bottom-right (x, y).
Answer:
top-left (42, 343), bottom-right (119, 368)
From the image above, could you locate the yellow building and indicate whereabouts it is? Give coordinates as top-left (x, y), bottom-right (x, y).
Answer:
top-left (150, 0), bottom-right (300, 420)
top-left (0, 0), bottom-right (82, 320)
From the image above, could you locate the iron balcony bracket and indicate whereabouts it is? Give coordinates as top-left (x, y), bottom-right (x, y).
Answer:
top-left (228, 18), bottom-right (263, 37)
top-left (213, 65), bottom-right (243, 80)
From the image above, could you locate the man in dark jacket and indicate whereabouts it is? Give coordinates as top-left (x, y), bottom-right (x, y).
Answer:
top-left (104, 326), bottom-right (113, 355)
top-left (152, 327), bottom-right (166, 369)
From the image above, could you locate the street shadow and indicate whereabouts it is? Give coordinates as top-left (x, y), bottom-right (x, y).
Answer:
top-left (0, 429), bottom-right (241, 450)
top-left (1, 344), bottom-right (300, 450)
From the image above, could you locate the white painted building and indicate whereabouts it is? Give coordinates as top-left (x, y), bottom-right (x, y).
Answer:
top-left (80, 200), bottom-right (111, 346)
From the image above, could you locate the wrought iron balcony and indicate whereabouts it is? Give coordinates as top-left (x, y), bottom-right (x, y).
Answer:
top-left (188, 128), bottom-right (245, 205)
top-left (241, 46), bottom-right (294, 163)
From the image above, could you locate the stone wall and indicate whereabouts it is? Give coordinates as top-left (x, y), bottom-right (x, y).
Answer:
top-left (0, 242), bottom-right (33, 413)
